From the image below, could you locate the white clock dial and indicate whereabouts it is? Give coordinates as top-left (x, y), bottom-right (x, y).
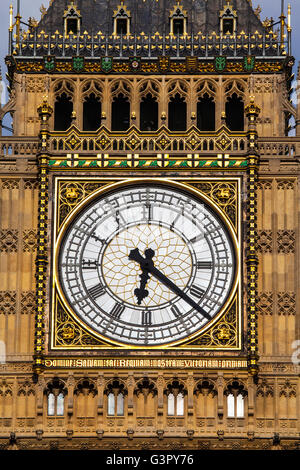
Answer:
top-left (57, 182), bottom-right (236, 346)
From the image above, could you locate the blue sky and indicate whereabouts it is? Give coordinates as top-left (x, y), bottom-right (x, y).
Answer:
top-left (0, 1), bottom-right (299, 112)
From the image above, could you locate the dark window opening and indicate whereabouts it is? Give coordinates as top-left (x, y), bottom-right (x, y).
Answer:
top-left (168, 94), bottom-right (186, 131)
top-left (112, 94), bottom-right (130, 131)
top-left (173, 19), bottom-right (184, 35)
top-left (140, 94), bottom-right (158, 131)
top-left (116, 18), bottom-right (128, 35)
top-left (222, 18), bottom-right (234, 34)
top-left (225, 93), bottom-right (244, 131)
top-left (66, 18), bottom-right (78, 34)
top-left (54, 93), bottom-right (73, 131)
top-left (197, 94), bottom-right (215, 131)
top-left (83, 94), bottom-right (102, 131)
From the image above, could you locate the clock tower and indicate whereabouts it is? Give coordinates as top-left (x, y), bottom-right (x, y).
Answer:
top-left (0, 0), bottom-right (299, 450)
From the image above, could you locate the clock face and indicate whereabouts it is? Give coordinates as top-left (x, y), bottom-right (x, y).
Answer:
top-left (56, 182), bottom-right (237, 347)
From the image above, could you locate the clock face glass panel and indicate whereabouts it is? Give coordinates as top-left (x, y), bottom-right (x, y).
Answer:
top-left (57, 183), bottom-right (236, 346)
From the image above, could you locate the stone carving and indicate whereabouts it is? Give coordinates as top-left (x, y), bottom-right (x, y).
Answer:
top-left (23, 230), bottom-right (38, 252)
top-left (0, 229), bottom-right (18, 252)
top-left (257, 292), bottom-right (273, 316)
top-left (257, 230), bottom-right (272, 253)
top-left (21, 291), bottom-right (36, 315)
top-left (277, 230), bottom-right (295, 254)
top-left (277, 292), bottom-right (296, 316)
top-left (0, 291), bottom-right (17, 315)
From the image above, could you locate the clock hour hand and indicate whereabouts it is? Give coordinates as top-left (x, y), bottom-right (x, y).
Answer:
top-left (129, 248), bottom-right (155, 305)
top-left (129, 248), bottom-right (211, 321)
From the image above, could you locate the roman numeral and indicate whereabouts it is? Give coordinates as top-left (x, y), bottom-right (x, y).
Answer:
top-left (196, 261), bottom-right (213, 270)
top-left (190, 285), bottom-right (205, 299)
top-left (82, 259), bottom-right (99, 270)
top-left (88, 282), bottom-right (105, 299)
top-left (171, 305), bottom-right (182, 318)
top-left (142, 311), bottom-right (152, 326)
top-left (110, 303), bottom-right (125, 319)
top-left (90, 232), bottom-right (106, 244)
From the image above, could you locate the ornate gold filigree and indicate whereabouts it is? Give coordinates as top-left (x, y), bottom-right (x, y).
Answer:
top-left (53, 178), bottom-right (240, 350)
top-left (55, 296), bottom-right (107, 347)
top-left (187, 181), bottom-right (238, 230)
top-left (184, 297), bottom-right (238, 348)
top-left (57, 181), bottom-right (108, 230)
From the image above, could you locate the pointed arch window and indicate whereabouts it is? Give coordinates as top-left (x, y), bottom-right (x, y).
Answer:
top-left (112, 93), bottom-right (130, 131)
top-left (47, 391), bottom-right (65, 417)
top-left (166, 381), bottom-right (186, 416)
top-left (54, 92), bottom-right (73, 131)
top-left (225, 381), bottom-right (247, 418)
top-left (113, 2), bottom-right (131, 36)
top-left (170, 2), bottom-right (187, 35)
top-left (168, 93), bottom-right (187, 131)
top-left (117, 392), bottom-right (125, 416)
top-left (47, 393), bottom-right (55, 416)
top-left (108, 393), bottom-right (115, 416)
top-left (176, 392), bottom-right (185, 416)
top-left (106, 380), bottom-right (126, 417)
top-left (197, 94), bottom-right (216, 131)
top-left (140, 93), bottom-right (158, 131)
top-left (227, 393), bottom-right (245, 418)
top-left (219, 2), bottom-right (237, 35)
top-left (83, 93), bottom-right (102, 131)
top-left (225, 93), bottom-right (244, 131)
top-left (64, 2), bottom-right (82, 35)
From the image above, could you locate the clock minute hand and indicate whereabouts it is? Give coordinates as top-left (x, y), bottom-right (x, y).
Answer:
top-left (148, 264), bottom-right (211, 321)
top-left (129, 248), bottom-right (211, 321)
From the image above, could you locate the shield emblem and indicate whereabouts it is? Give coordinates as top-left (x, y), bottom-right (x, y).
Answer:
top-left (243, 56), bottom-right (255, 72)
top-left (101, 57), bottom-right (113, 73)
top-left (130, 57), bottom-right (141, 72)
top-left (186, 57), bottom-right (198, 73)
top-left (72, 56), bottom-right (85, 72)
top-left (44, 56), bottom-right (55, 72)
top-left (215, 56), bottom-right (227, 73)
top-left (158, 56), bottom-right (170, 72)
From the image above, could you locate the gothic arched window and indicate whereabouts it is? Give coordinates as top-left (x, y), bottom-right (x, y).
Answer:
top-left (225, 380), bottom-right (247, 418)
top-left (83, 93), bottom-right (102, 131)
top-left (112, 94), bottom-right (130, 131)
top-left (219, 3), bottom-right (237, 35)
top-left (225, 93), bottom-right (244, 131)
top-left (63, 3), bottom-right (82, 35)
top-left (47, 392), bottom-right (55, 416)
top-left (165, 381), bottom-right (186, 416)
top-left (54, 92), bottom-right (73, 131)
top-left (168, 93), bottom-right (187, 131)
top-left (169, 3), bottom-right (187, 36)
top-left (45, 378), bottom-right (67, 417)
top-left (140, 94), bottom-right (158, 131)
top-left (106, 380), bottom-right (127, 417)
top-left (197, 94), bottom-right (216, 131)
top-left (113, 3), bottom-right (131, 36)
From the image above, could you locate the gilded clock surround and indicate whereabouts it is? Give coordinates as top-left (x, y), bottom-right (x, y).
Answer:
top-left (51, 177), bottom-right (241, 351)
top-left (1, 0), bottom-right (299, 451)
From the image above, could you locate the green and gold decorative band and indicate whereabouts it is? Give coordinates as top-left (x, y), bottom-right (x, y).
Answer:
top-left (48, 154), bottom-right (248, 171)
